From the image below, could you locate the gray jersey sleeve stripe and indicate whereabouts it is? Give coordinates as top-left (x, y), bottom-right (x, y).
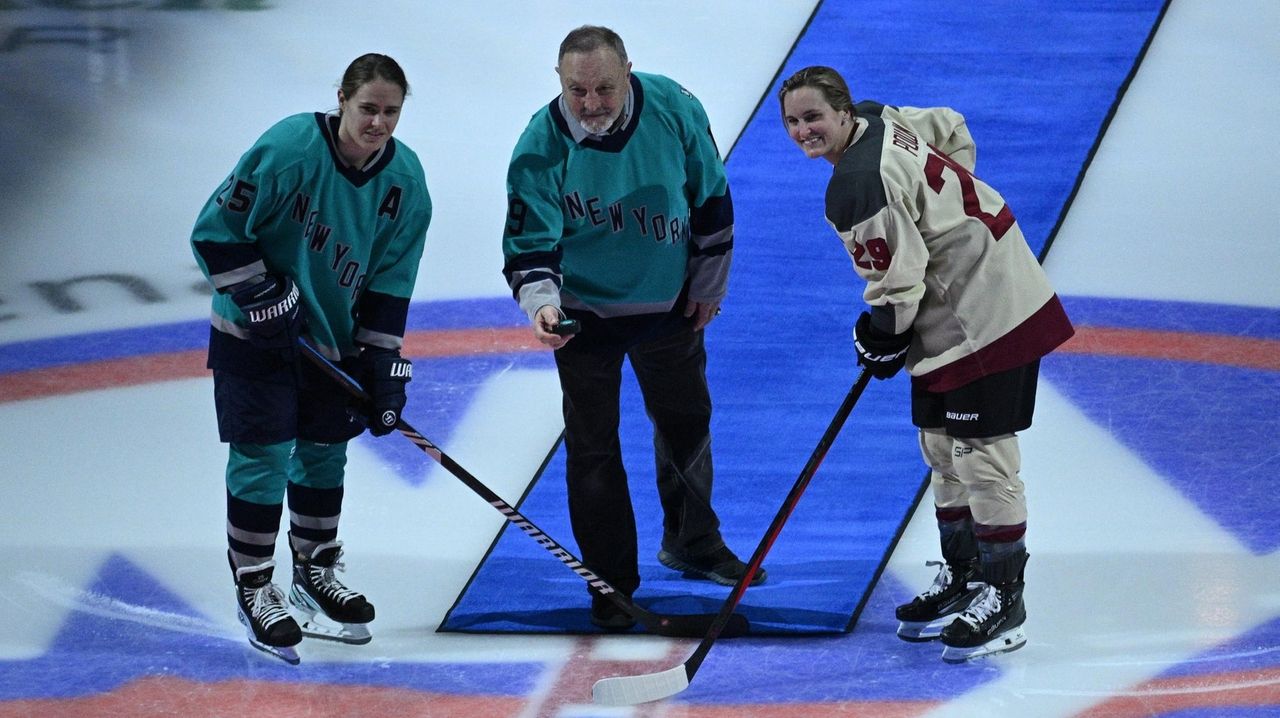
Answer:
top-left (690, 226), bottom-right (733, 254)
top-left (208, 261), bottom-right (268, 292)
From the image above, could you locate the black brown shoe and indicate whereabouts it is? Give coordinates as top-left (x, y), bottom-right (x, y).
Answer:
top-left (658, 545), bottom-right (767, 586)
top-left (590, 592), bottom-right (637, 631)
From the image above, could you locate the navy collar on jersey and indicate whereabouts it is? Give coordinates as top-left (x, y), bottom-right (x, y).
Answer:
top-left (315, 112), bottom-right (397, 187)
top-left (550, 73), bottom-right (645, 153)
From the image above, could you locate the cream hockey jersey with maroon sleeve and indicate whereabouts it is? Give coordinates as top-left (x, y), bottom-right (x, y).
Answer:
top-left (824, 101), bottom-right (1073, 393)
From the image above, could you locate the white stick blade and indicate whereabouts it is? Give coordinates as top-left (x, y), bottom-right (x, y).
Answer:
top-left (592, 665), bottom-right (690, 706)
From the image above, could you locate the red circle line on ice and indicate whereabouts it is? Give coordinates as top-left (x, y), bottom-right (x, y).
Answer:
top-left (0, 325), bottom-right (1277, 405)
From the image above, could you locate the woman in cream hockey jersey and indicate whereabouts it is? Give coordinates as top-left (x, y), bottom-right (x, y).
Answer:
top-left (780, 65), bottom-right (1073, 663)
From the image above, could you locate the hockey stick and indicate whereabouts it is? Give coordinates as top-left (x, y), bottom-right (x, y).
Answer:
top-left (298, 339), bottom-right (749, 639)
top-left (593, 369), bottom-right (874, 705)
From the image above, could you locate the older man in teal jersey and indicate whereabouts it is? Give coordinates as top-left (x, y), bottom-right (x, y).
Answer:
top-left (501, 25), bottom-right (764, 632)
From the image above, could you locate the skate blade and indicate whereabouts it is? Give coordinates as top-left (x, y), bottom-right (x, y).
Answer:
top-left (941, 625), bottom-right (1027, 663)
top-left (297, 612), bottom-right (372, 645)
top-left (289, 585), bottom-right (373, 644)
top-left (248, 638), bottom-right (301, 665)
top-left (238, 608), bottom-right (301, 665)
top-left (896, 616), bottom-right (954, 642)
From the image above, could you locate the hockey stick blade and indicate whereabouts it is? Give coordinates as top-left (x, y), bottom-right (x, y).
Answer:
top-left (595, 665), bottom-right (690, 707)
top-left (298, 339), bottom-right (748, 639)
top-left (594, 370), bottom-right (873, 705)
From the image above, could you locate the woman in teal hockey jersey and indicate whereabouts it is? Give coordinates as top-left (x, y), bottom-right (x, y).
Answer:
top-left (190, 53), bottom-right (431, 664)
top-left (502, 25), bottom-right (762, 632)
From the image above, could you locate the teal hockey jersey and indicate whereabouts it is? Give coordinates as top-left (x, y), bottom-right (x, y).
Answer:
top-left (192, 112), bottom-right (431, 359)
top-left (502, 72), bottom-right (733, 321)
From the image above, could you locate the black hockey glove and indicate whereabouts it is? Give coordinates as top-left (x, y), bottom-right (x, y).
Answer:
top-left (357, 347), bottom-right (412, 436)
top-left (854, 311), bottom-right (912, 380)
top-left (231, 274), bottom-right (306, 360)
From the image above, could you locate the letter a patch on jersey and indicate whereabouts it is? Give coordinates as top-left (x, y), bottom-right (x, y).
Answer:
top-left (378, 186), bottom-right (403, 221)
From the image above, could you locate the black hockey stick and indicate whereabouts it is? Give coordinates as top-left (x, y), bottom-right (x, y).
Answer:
top-left (298, 339), bottom-right (749, 639)
top-left (593, 369), bottom-right (873, 705)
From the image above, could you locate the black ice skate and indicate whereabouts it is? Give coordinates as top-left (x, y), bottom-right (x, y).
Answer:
top-left (289, 541), bottom-right (375, 645)
top-left (939, 580), bottom-right (1027, 662)
top-left (231, 557), bottom-right (302, 665)
top-left (895, 560), bottom-right (983, 642)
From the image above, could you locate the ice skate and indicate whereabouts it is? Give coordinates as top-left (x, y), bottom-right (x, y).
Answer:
top-left (939, 581), bottom-right (1027, 662)
top-left (895, 560), bottom-right (982, 642)
top-left (231, 557), bottom-right (302, 665)
top-left (289, 540), bottom-right (375, 644)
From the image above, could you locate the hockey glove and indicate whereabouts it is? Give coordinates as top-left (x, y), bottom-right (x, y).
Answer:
top-left (357, 347), bottom-right (412, 436)
top-left (854, 311), bottom-right (912, 380)
top-left (231, 274), bottom-right (306, 360)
